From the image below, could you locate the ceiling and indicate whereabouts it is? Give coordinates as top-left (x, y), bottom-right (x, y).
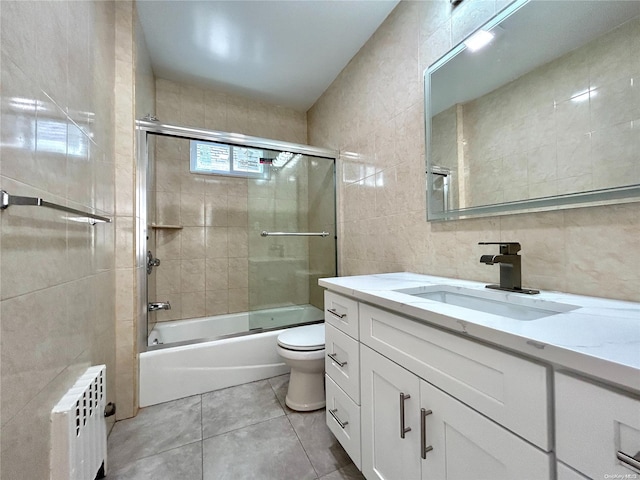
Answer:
top-left (136, 0), bottom-right (400, 112)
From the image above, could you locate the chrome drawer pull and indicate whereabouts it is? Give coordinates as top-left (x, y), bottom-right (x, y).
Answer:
top-left (327, 352), bottom-right (347, 367)
top-left (420, 408), bottom-right (434, 459)
top-left (329, 408), bottom-right (349, 429)
top-left (327, 308), bottom-right (346, 319)
top-left (400, 393), bottom-right (411, 439)
top-left (617, 450), bottom-right (640, 470)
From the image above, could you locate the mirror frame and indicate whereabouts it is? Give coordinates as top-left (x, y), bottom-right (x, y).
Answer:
top-left (424, 0), bottom-right (640, 221)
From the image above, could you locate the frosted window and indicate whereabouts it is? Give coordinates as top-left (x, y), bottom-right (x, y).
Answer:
top-left (190, 140), bottom-right (268, 179)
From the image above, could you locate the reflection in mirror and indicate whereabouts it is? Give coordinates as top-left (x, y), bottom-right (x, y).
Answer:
top-left (425, 0), bottom-right (640, 221)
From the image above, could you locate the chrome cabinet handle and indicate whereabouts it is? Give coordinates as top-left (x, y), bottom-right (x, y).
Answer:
top-left (327, 308), bottom-right (347, 319)
top-left (617, 451), bottom-right (640, 470)
top-left (329, 408), bottom-right (349, 429)
top-left (327, 353), bottom-right (347, 367)
top-left (400, 393), bottom-right (411, 439)
top-left (420, 408), bottom-right (434, 459)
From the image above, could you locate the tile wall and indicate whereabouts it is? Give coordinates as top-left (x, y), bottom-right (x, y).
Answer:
top-left (113, 0), bottom-right (156, 421)
top-left (151, 79), bottom-right (312, 323)
top-left (308, 0), bottom-right (640, 302)
top-left (151, 79), bottom-right (334, 321)
top-left (0, 1), bottom-right (117, 478)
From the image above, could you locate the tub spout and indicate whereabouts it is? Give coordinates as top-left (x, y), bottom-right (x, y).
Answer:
top-left (148, 301), bottom-right (171, 312)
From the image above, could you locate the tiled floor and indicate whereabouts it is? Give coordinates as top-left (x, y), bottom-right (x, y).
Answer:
top-left (106, 374), bottom-right (365, 480)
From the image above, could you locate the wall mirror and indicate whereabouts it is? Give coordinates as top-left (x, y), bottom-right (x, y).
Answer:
top-left (425, 0), bottom-right (640, 221)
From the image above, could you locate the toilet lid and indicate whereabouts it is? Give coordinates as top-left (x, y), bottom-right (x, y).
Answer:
top-left (277, 324), bottom-right (325, 351)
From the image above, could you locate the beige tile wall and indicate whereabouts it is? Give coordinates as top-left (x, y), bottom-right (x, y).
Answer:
top-left (308, 0), bottom-right (640, 302)
top-left (113, 0), bottom-right (156, 421)
top-left (0, 1), bottom-right (117, 478)
top-left (151, 79), bottom-right (312, 324)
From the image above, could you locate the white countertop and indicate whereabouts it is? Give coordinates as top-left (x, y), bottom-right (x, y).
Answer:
top-left (319, 272), bottom-right (640, 394)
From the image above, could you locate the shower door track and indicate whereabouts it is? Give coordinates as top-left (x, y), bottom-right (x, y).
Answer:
top-left (136, 119), bottom-right (339, 159)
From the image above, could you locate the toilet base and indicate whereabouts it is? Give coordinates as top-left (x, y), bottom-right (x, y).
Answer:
top-left (285, 370), bottom-right (325, 412)
top-left (285, 395), bottom-right (326, 412)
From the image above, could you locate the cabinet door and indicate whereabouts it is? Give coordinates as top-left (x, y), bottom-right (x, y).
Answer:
top-left (360, 303), bottom-right (550, 450)
top-left (361, 345), bottom-right (421, 480)
top-left (420, 379), bottom-right (551, 480)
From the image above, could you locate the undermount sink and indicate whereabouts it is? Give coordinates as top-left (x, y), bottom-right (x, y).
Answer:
top-left (393, 285), bottom-right (579, 321)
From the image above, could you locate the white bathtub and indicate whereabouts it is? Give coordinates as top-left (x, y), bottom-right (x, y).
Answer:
top-left (139, 304), bottom-right (323, 407)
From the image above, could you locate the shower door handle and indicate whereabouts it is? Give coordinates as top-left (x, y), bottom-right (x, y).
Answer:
top-left (260, 231), bottom-right (329, 237)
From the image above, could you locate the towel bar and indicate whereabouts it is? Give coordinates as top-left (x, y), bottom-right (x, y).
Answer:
top-left (0, 189), bottom-right (111, 225)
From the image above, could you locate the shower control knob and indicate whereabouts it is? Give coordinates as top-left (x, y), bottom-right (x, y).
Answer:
top-left (147, 251), bottom-right (161, 274)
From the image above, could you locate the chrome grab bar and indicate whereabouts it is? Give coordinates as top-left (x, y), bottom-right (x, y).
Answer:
top-left (420, 408), bottom-right (434, 459)
top-left (327, 352), bottom-right (347, 368)
top-left (327, 308), bottom-right (346, 319)
top-left (260, 231), bottom-right (329, 237)
top-left (329, 408), bottom-right (349, 429)
top-left (0, 189), bottom-right (111, 224)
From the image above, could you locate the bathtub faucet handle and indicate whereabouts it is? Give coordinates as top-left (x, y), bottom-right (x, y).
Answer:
top-left (148, 301), bottom-right (171, 312)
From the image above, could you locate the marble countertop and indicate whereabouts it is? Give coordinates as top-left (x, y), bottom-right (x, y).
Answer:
top-left (319, 272), bottom-right (640, 394)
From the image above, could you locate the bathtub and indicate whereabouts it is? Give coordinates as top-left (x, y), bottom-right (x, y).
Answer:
top-left (139, 304), bottom-right (323, 407)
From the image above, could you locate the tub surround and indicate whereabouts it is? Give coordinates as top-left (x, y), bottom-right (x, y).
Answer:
top-left (319, 272), bottom-right (640, 393)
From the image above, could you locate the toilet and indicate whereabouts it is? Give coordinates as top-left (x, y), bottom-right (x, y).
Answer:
top-left (276, 323), bottom-right (326, 411)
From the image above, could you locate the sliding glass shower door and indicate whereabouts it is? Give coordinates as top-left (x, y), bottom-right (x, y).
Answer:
top-left (247, 152), bottom-right (336, 331)
top-left (140, 120), bottom-right (337, 346)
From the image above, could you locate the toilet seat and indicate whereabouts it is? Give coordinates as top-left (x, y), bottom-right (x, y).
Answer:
top-left (277, 324), bottom-right (325, 351)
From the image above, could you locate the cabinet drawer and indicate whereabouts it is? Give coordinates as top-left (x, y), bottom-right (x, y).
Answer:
top-left (556, 372), bottom-right (640, 479)
top-left (359, 303), bottom-right (550, 450)
top-left (326, 375), bottom-right (361, 469)
top-left (325, 324), bottom-right (360, 403)
top-left (324, 291), bottom-right (359, 339)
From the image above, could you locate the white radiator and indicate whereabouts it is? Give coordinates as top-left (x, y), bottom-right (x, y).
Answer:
top-left (50, 365), bottom-right (107, 480)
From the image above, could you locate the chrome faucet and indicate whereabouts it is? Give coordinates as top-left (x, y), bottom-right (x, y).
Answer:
top-left (479, 242), bottom-right (539, 294)
top-left (148, 301), bottom-right (171, 312)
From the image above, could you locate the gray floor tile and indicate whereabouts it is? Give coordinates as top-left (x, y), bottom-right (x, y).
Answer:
top-left (107, 395), bottom-right (202, 467)
top-left (288, 409), bottom-right (352, 477)
top-left (202, 379), bottom-right (285, 438)
top-left (318, 463), bottom-right (366, 480)
top-left (268, 373), bottom-right (296, 413)
top-left (202, 416), bottom-right (316, 480)
top-left (106, 442), bottom-right (203, 480)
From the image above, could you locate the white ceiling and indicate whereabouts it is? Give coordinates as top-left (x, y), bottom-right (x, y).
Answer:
top-left (136, 0), bottom-right (400, 112)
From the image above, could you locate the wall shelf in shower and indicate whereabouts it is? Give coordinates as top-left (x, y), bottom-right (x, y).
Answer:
top-left (150, 224), bottom-right (183, 230)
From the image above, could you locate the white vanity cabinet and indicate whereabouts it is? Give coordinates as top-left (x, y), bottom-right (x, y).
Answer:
top-left (359, 303), bottom-right (551, 451)
top-left (324, 291), bottom-right (361, 468)
top-left (555, 372), bottom-right (640, 479)
top-left (321, 273), bottom-right (640, 480)
top-left (361, 345), bottom-right (552, 480)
